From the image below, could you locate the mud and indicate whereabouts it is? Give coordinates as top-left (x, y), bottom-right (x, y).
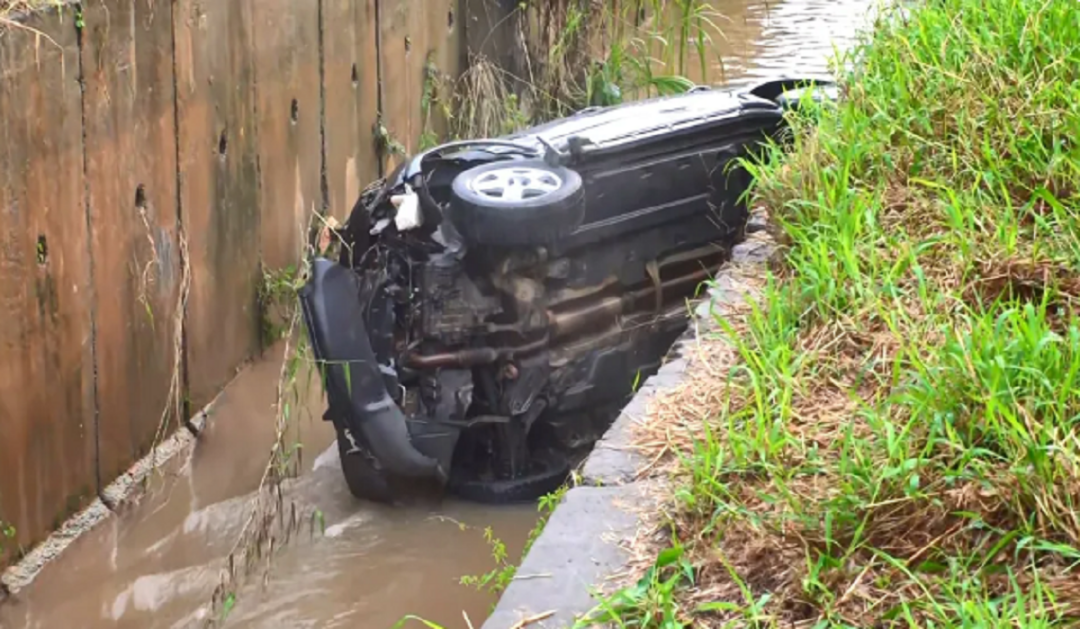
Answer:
top-left (0, 1), bottom-right (871, 627)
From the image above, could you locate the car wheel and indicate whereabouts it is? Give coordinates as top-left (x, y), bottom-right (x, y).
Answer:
top-left (336, 426), bottom-right (395, 504)
top-left (447, 450), bottom-right (571, 504)
top-left (448, 158), bottom-right (585, 247)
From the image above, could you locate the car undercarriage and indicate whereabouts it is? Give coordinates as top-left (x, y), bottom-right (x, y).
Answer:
top-left (300, 77), bottom-right (835, 503)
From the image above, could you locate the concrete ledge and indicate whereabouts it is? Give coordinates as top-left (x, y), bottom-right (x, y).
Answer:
top-left (1, 403), bottom-right (214, 596)
top-left (580, 389), bottom-right (652, 487)
top-left (481, 483), bottom-right (650, 629)
top-left (484, 217), bottom-right (779, 628)
top-left (99, 408), bottom-right (208, 509)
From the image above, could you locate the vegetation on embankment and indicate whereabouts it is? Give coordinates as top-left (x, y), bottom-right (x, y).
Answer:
top-left (582, 0), bottom-right (1080, 626)
top-left (448, 0), bottom-right (719, 139)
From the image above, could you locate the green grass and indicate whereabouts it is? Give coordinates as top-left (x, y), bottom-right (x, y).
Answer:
top-left (450, 0), bottom-right (719, 137)
top-left (584, 0), bottom-right (1080, 626)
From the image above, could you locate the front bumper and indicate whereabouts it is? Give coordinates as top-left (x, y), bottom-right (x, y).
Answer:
top-left (299, 258), bottom-right (450, 481)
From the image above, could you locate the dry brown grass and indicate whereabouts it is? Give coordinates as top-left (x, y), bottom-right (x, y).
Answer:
top-left (624, 271), bottom-right (1080, 626)
top-left (452, 55), bottom-right (529, 139)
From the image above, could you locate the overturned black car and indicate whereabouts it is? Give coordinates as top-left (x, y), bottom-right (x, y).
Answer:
top-left (301, 77), bottom-right (834, 503)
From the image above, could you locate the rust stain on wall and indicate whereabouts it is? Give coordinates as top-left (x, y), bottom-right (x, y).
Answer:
top-left (322, 0), bottom-right (380, 220)
top-left (174, 0), bottom-right (262, 410)
top-left (251, 0), bottom-right (323, 272)
top-left (81, 0), bottom-right (183, 486)
top-left (0, 8), bottom-right (96, 560)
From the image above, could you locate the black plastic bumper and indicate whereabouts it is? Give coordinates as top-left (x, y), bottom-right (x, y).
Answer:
top-left (299, 258), bottom-right (446, 481)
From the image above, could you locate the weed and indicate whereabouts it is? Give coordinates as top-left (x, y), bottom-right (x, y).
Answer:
top-left (0, 1), bottom-right (61, 21)
top-left (459, 526), bottom-right (517, 597)
top-left (420, 52), bottom-right (454, 150)
top-left (374, 116), bottom-right (406, 160)
top-left (392, 615), bottom-right (449, 629)
top-left (0, 521), bottom-right (14, 554)
top-left (0, 520), bottom-right (12, 595)
top-left (576, 546), bottom-right (696, 629)
top-left (616, 0), bottom-right (1080, 627)
top-left (393, 486), bottom-right (568, 628)
top-left (144, 226), bottom-right (194, 482)
top-left (0, 1), bottom-right (70, 46)
top-left (258, 264), bottom-right (302, 348)
top-left (460, 484), bottom-right (569, 601)
top-left (204, 219), bottom-right (327, 627)
top-left (452, 55), bottom-right (532, 139)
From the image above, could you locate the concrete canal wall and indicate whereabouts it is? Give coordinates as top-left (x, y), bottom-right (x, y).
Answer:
top-left (0, 0), bottom-right (471, 567)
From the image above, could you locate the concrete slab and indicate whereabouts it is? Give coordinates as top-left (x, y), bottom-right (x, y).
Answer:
top-left (731, 234), bottom-right (779, 266)
top-left (580, 406), bottom-right (649, 486)
top-left (581, 336), bottom-right (695, 487)
top-left (482, 484), bottom-right (648, 629)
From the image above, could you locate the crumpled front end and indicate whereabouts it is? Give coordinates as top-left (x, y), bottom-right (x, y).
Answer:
top-left (299, 258), bottom-right (448, 482)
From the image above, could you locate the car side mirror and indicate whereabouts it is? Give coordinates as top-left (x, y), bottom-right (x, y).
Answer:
top-left (537, 135), bottom-right (592, 167)
top-left (537, 136), bottom-right (567, 167)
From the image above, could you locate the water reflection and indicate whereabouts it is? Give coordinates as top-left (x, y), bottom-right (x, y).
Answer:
top-left (660, 0), bottom-right (874, 85)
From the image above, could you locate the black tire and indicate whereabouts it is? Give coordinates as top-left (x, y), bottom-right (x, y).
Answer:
top-left (448, 158), bottom-right (586, 247)
top-left (448, 450), bottom-right (571, 504)
top-left (336, 426), bottom-right (396, 504)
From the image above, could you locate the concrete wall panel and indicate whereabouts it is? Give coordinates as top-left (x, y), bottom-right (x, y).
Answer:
top-left (0, 0), bottom-right (469, 569)
top-left (81, 0), bottom-right (184, 485)
top-left (0, 7), bottom-right (97, 560)
top-left (322, 0), bottom-right (381, 220)
top-left (174, 0), bottom-right (262, 409)
top-left (251, 0), bottom-right (324, 270)
top-left (378, 0), bottom-right (461, 169)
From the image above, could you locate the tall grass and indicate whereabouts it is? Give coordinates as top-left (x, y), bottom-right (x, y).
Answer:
top-left (587, 0), bottom-right (1080, 626)
top-left (451, 0), bottom-right (721, 137)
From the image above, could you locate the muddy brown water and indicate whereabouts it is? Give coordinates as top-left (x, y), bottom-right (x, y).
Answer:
top-left (0, 2), bottom-right (872, 627)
